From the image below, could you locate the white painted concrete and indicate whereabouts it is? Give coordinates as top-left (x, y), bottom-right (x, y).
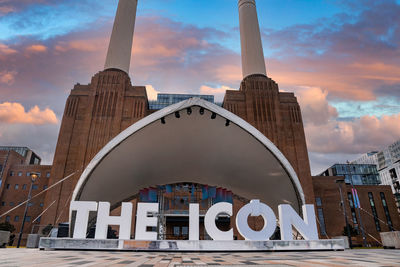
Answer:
top-left (238, 0), bottom-right (267, 78)
top-left (104, 0), bottom-right (138, 73)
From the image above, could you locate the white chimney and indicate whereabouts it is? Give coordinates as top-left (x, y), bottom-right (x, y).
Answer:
top-left (238, 0), bottom-right (267, 78)
top-left (104, 0), bottom-right (138, 74)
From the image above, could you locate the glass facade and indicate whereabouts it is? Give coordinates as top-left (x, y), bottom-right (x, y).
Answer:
top-left (324, 164), bottom-right (381, 185)
top-left (149, 94), bottom-right (215, 110)
top-left (315, 197), bottom-right (327, 236)
top-left (347, 192), bottom-right (359, 230)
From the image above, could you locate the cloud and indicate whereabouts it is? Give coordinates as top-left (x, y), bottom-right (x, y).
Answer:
top-left (296, 87), bottom-right (338, 125)
top-left (26, 44), bottom-right (47, 53)
top-left (0, 6), bottom-right (14, 15)
top-left (296, 87), bottom-right (400, 155)
top-left (145, 85), bottom-right (159, 101)
top-left (0, 102), bottom-right (58, 124)
top-left (0, 43), bottom-right (17, 55)
top-left (263, 0), bottom-right (400, 102)
top-left (200, 85), bottom-right (235, 102)
top-left (0, 70), bottom-right (17, 84)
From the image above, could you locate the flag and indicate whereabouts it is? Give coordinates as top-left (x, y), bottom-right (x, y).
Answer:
top-left (202, 185), bottom-right (209, 200)
top-left (216, 188), bottom-right (223, 202)
top-left (352, 188), bottom-right (360, 208)
top-left (226, 190), bottom-right (233, 203)
top-left (140, 188), bottom-right (149, 202)
top-left (149, 188), bottom-right (158, 202)
top-left (166, 184), bottom-right (172, 193)
top-left (209, 187), bottom-right (216, 198)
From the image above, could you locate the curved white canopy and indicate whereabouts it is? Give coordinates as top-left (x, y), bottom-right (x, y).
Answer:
top-left (72, 98), bottom-right (305, 216)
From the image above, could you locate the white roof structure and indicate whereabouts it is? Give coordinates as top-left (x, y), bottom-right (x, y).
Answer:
top-left (71, 98), bottom-right (305, 217)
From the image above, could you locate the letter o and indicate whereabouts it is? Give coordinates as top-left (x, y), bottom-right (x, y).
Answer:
top-left (236, 200), bottom-right (277, 241)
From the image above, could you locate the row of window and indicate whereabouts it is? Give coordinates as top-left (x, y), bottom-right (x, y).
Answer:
top-left (316, 191), bottom-right (393, 236)
top-left (5, 184), bottom-right (47, 190)
top-left (5, 215), bottom-right (41, 223)
top-left (9, 171), bottom-right (50, 178)
top-left (1, 201), bottom-right (44, 207)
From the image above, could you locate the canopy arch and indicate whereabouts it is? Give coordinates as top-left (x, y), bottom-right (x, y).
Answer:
top-left (71, 98), bottom-right (305, 218)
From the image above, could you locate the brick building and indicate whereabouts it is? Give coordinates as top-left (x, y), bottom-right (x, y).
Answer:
top-left (0, 148), bottom-right (51, 245)
top-left (313, 176), bottom-right (399, 246)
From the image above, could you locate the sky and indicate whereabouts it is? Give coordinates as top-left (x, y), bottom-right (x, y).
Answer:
top-left (0, 0), bottom-right (399, 175)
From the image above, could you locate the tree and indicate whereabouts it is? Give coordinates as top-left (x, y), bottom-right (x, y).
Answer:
top-left (0, 222), bottom-right (15, 233)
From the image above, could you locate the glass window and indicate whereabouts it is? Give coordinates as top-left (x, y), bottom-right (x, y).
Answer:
top-left (40, 203), bottom-right (44, 207)
top-left (316, 197), bottom-right (322, 207)
top-left (1, 201), bottom-right (5, 206)
top-left (26, 172), bottom-right (30, 177)
top-left (28, 202), bottom-right (34, 207)
top-left (6, 184), bottom-right (10, 189)
top-left (37, 216), bottom-right (41, 223)
top-left (25, 216), bottom-right (31, 222)
top-left (43, 185), bottom-right (48, 190)
top-left (5, 216), bottom-right (10, 222)
top-left (368, 192), bottom-right (381, 232)
top-left (182, 226), bottom-right (189, 236)
top-left (317, 208), bottom-right (327, 236)
top-left (22, 184), bottom-right (27, 190)
top-left (380, 192), bottom-right (394, 231)
top-left (46, 172), bottom-right (50, 178)
top-left (18, 171), bottom-right (22, 176)
top-left (32, 184), bottom-right (38, 190)
top-left (10, 171), bottom-right (14, 176)
top-left (173, 226), bottom-right (180, 236)
top-left (14, 184), bottom-right (19, 190)
top-left (14, 216), bottom-right (19, 222)
top-left (9, 202), bottom-right (14, 206)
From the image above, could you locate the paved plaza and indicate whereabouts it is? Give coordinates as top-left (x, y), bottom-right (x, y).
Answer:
top-left (0, 249), bottom-right (399, 267)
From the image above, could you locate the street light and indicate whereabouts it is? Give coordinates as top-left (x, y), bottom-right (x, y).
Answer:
top-left (335, 179), bottom-right (352, 249)
top-left (16, 172), bottom-right (39, 248)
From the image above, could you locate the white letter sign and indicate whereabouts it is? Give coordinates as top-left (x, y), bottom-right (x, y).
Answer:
top-left (135, 202), bottom-right (159, 240)
top-left (279, 204), bottom-right (318, 241)
top-left (95, 202), bottom-right (133, 240)
top-left (70, 201), bottom-right (98, 239)
top-left (204, 202), bottom-right (233, 240)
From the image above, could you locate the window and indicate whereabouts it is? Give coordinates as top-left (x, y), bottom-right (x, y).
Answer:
top-left (317, 208), bottom-right (327, 236)
top-left (316, 197), bottom-right (322, 207)
top-left (9, 202), bottom-right (14, 206)
top-left (380, 192), bottom-right (394, 231)
top-left (28, 202), bottom-right (34, 207)
top-left (26, 172), bottom-right (30, 177)
top-left (1, 201), bottom-right (5, 206)
top-left (37, 216), bottom-right (41, 223)
top-left (10, 171), bottom-right (14, 176)
top-left (6, 184), bottom-right (10, 189)
top-left (46, 172), bottom-right (50, 178)
top-left (32, 184), bottom-right (38, 190)
top-left (14, 216), bottom-right (19, 222)
top-left (5, 216), bottom-right (10, 222)
top-left (368, 192), bottom-right (381, 232)
top-left (182, 226), bottom-right (189, 236)
top-left (173, 226), bottom-right (180, 236)
top-left (14, 184), bottom-right (19, 190)
top-left (25, 216), bottom-right (31, 222)
top-left (18, 171), bottom-right (22, 176)
top-left (40, 203), bottom-right (44, 207)
top-left (347, 192), bottom-right (358, 227)
top-left (22, 184), bottom-right (27, 190)
top-left (43, 185), bottom-right (48, 190)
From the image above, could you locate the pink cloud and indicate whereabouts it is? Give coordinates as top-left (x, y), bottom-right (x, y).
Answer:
top-left (0, 102), bottom-right (58, 125)
top-left (0, 43), bottom-right (17, 57)
top-left (26, 44), bottom-right (47, 53)
top-left (296, 86), bottom-right (400, 154)
top-left (0, 71), bottom-right (17, 85)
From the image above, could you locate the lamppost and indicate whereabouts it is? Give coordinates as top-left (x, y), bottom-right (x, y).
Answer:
top-left (16, 172), bottom-right (39, 248)
top-left (335, 179), bottom-right (352, 249)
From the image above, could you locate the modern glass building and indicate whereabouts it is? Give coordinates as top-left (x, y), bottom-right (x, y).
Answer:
top-left (149, 94), bottom-right (215, 110)
top-left (319, 164), bottom-right (381, 185)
